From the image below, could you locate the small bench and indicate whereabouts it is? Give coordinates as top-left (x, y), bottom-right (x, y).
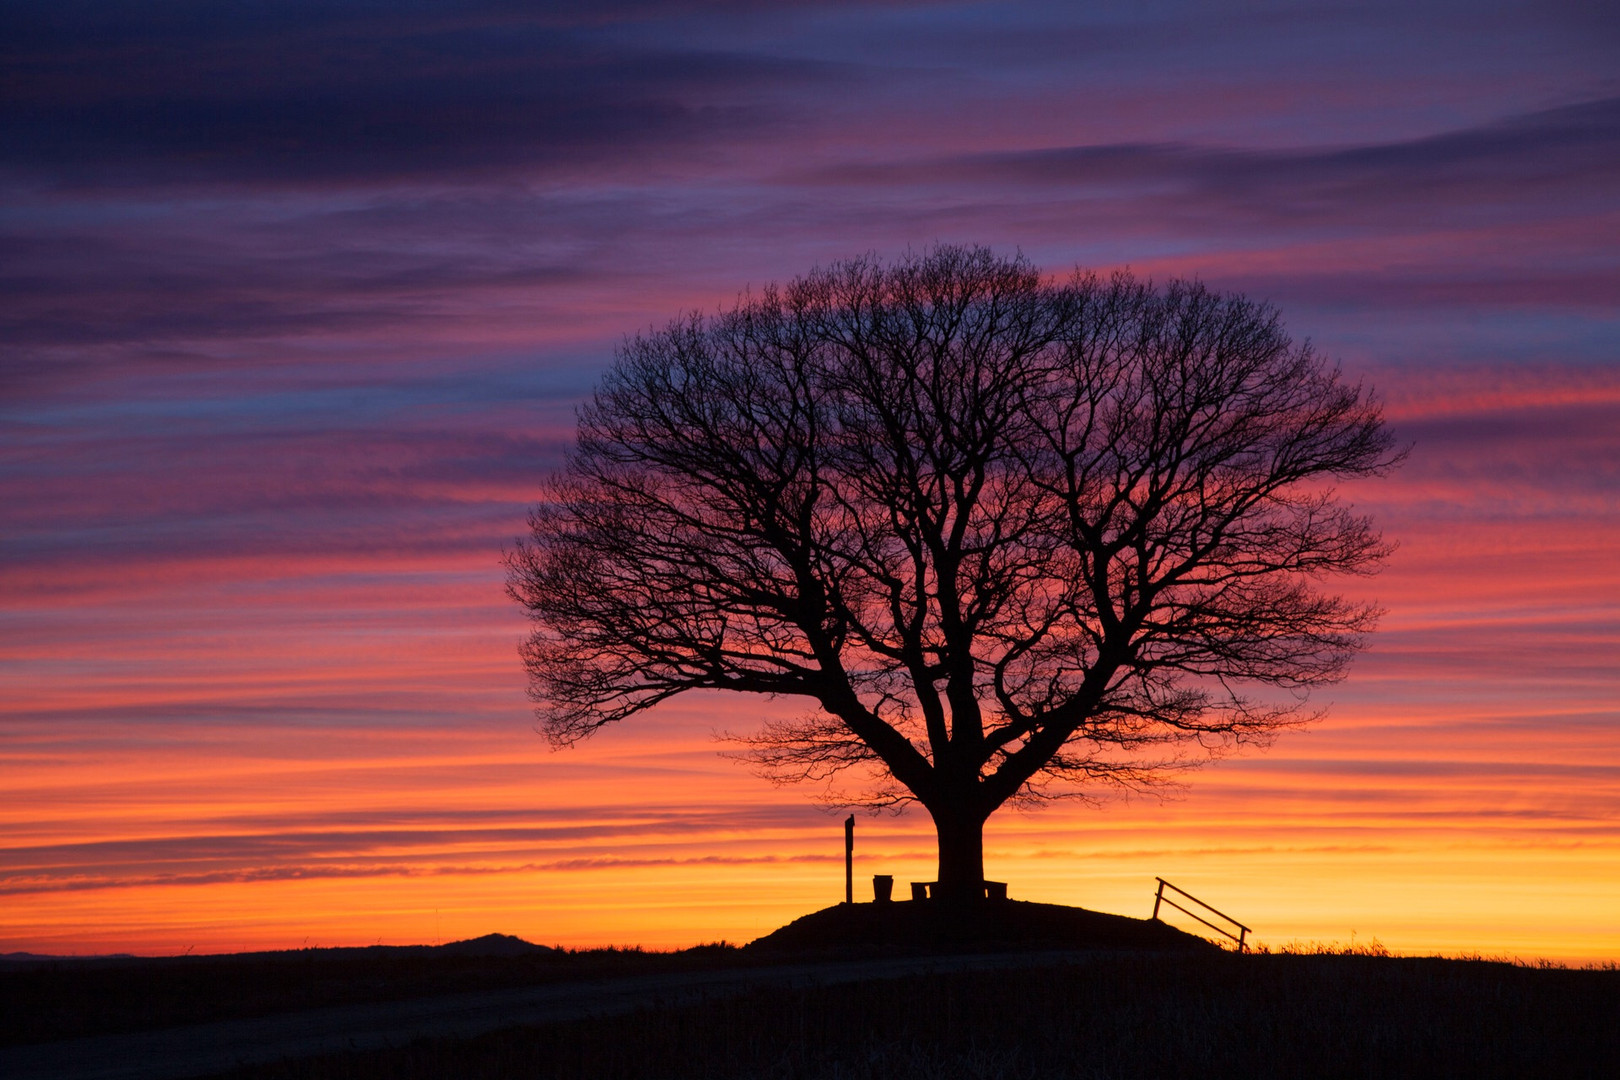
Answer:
top-left (910, 880), bottom-right (1008, 901)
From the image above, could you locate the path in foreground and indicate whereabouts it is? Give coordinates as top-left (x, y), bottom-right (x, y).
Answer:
top-left (0, 950), bottom-right (1097, 1080)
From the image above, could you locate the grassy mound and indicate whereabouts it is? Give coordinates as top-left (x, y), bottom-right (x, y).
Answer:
top-left (747, 899), bottom-right (1214, 955)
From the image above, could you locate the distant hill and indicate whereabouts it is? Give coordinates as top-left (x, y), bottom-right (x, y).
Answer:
top-left (0, 934), bottom-right (552, 968)
top-left (435, 934), bottom-right (553, 957)
top-left (0, 952), bottom-right (136, 966)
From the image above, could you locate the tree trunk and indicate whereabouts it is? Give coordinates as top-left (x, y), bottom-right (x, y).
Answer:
top-left (932, 807), bottom-right (987, 903)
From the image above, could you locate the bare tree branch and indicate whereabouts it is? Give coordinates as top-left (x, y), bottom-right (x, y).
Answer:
top-left (506, 246), bottom-right (1401, 897)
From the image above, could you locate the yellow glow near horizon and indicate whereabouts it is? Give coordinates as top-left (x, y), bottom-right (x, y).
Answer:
top-left (4, 370), bottom-right (1617, 965)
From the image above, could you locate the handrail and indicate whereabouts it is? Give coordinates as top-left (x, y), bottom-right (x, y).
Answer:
top-left (1152, 877), bottom-right (1251, 952)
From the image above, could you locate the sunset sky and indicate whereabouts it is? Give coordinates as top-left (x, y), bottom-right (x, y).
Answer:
top-left (4, 2), bottom-right (1618, 962)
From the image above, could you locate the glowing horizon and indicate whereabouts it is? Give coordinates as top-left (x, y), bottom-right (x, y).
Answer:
top-left (3, 2), bottom-right (1616, 963)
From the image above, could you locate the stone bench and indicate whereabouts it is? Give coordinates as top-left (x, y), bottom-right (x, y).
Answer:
top-left (910, 880), bottom-right (1008, 901)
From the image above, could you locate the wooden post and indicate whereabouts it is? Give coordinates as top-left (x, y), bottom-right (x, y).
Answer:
top-left (844, 815), bottom-right (854, 904)
top-left (1152, 877), bottom-right (1165, 920)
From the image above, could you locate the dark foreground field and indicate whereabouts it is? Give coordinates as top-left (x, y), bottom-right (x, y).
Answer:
top-left (1, 934), bottom-right (740, 1047)
top-left (215, 951), bottom-right (1619, 1080)
top-left (5, 905), bottom-right (1617, 1080)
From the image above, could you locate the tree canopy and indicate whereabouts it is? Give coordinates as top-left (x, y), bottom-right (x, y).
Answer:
top-left (507, 246), bottom-right (1399, 899)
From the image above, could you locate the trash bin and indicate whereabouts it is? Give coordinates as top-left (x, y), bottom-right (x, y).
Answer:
top-left (872, 874), bottom-right (894, 903)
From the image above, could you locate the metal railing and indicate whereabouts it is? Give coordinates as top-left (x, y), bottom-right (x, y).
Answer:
top-left (1152, 877), bottom-right (1251, 952)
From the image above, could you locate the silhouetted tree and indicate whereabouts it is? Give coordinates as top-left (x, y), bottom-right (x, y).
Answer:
top-left (507, 246), bottom-right (1399, 901)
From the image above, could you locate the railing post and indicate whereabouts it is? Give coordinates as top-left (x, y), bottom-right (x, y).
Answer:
top-left (1152, 877), bottom-right (1252, 951)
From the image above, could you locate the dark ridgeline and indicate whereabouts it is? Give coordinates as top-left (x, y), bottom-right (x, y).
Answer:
top-left (508, 245), bottom-right (1400, 900)
top-left (0, 935), bottom-right (560, 1046)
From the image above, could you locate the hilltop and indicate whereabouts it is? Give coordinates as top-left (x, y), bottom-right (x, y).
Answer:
top-left (748, 899), bottom-right (1213, 955)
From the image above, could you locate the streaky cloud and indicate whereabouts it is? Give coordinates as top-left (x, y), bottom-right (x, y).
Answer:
top-left (811, 95), bottom-right (1620, 228)
top-left (0, 1), bottom-right (845, 187)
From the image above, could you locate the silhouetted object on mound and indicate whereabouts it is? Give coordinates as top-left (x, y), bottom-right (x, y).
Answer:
top-left (747, 900), bottom-right (1214, 955)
